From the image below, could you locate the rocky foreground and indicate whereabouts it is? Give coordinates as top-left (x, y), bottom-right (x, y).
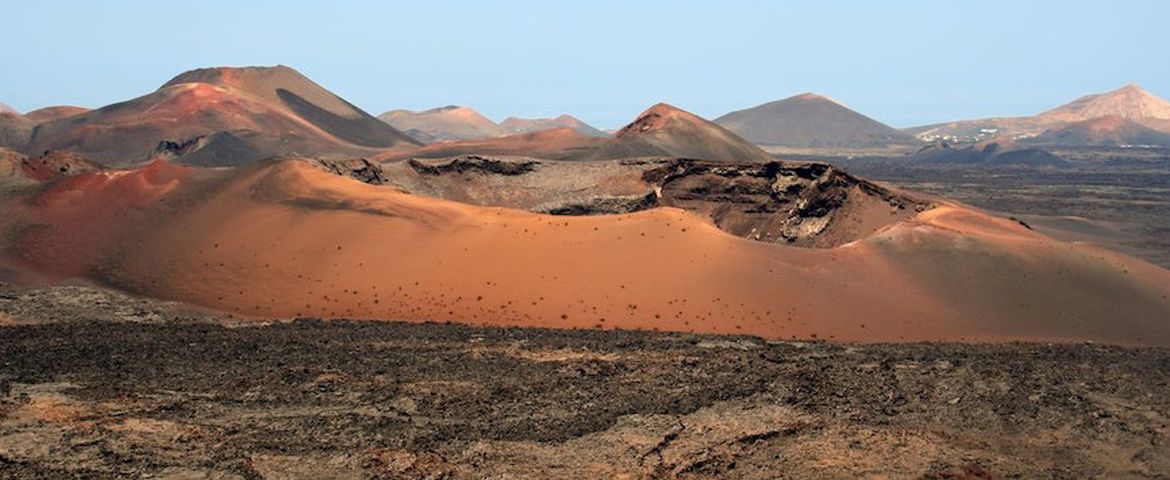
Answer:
top-left (1, 284), bottom-right (1168, 479)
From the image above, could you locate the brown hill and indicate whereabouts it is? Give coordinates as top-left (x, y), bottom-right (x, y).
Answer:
top-left (26, 65), bottom-right (419, 167)
top-left (24, 106), bottom-right (91, 123)
top-left (378, 105), bottom-right (505, 143)
top-left (1, 158), bottom-right (1168, 345)
top-left (499, 114), bottom-right (608, 137)
top-left (715, 93), bottom-right (914, 148)
top-left (1031, 115), bottom-right (1170, 147)
top-left (0, 102), bottom-right (17, 115)
top-left (381, 103), bottom-right (773, 163)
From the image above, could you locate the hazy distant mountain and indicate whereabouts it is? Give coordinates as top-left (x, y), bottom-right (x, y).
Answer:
top-left (378, 106), bottom-right (505, 143)
top-left (24, 106), bottom-right (91, 123)
top-left (1031, 115), bottom-right (1170, 147)
top-left (26, 65), bottom-right (419, 166)
top-left (906, 84), bottom-right (1170, 144)
top-left (714, 93), bottom-right (914, 148)
top-left (380, 103), bottom-right (774, 164)
top-left (499, 114), bottom-right (608, 138)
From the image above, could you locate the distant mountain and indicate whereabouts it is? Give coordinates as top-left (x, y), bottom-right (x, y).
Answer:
top-left (906, 84), bottom-right (1170, 144)
top-left (1031, 115), bottom-right (1170, 147)
top-left (499, 114), bottom-right (608, 138)
top-left (715, 93), bottom-right (914, 148)
top-left (907, 140), bottom-right (1069, 167)
top-left (378, 106), bottom-right (504, 143)
top-left (380, 103), bottom-right (774, 163)
top-left (26, 65), bottom-right (419, 166)
top-left (24, 106), bottom-right (91, 124)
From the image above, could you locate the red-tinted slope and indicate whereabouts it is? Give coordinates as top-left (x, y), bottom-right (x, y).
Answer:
top-left (26, 66), bottom-right (419, 167)
top-left (2, 159), bottom-right (1168, 345)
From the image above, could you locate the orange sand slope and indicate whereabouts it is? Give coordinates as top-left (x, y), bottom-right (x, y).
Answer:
top-left (2, 159), bottom-right (1169, 345)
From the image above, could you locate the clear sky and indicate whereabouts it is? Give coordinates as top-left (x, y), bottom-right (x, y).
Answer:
top-left (2, 0), bottom-right (1167, 128)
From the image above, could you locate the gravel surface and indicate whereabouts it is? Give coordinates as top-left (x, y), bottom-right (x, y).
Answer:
top-left (2, 284), bottom-right (1169, 479)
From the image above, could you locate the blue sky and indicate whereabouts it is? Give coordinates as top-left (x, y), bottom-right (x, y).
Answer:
top-left (2, 0), bottom-right (1167, 128)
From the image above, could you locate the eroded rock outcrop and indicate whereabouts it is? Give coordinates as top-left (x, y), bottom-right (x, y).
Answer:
top-left (20, 150), bottom-right (104, 182)
top-left (382, 156), bottom-right (930, 247)
top-left (306, 157), bottom-right (388, 185)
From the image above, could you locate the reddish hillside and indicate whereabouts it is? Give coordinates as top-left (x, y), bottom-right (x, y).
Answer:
top-left (1, 158), bottom-right (1168, 345)
top-left (26, 65), bottom-right (419, 167)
